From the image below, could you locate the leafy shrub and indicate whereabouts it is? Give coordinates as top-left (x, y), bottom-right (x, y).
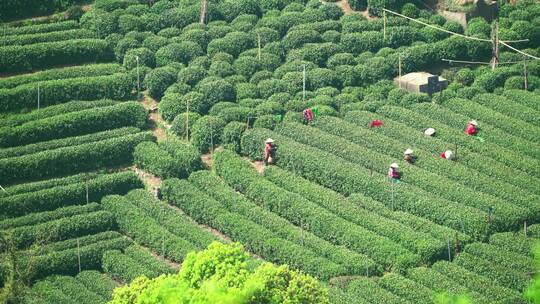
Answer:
top-left (155, 42), bottom-right (203, 66)
top-left (177, 65), bottom-right (207, 86)
top-left (160, 92), bottom-right (208, 122)
top-left (134, 140), bottom-right (202, 179)
top-left (197, 79), bottom-right (236, 105)
top-left (221, 121), bottom-right (247, 153)
top-left (191, 116), bottom-right (227, 153)
top-left (208, 60), bottom-right (235, 78)
top-left (171, 112), bottom-right (202, 139)
top-left (145, 67), bottom-right (177, 99)
top-left (123, 47), bottom-right (155, 70)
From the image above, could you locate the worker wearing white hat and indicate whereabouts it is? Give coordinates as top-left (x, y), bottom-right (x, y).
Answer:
top-left (403, 148), bottom-right (415, 164)
top-left (440, 150), bottom-right (455, 160)
top-left (264, 138), bottom-right (277, 165)
top-left (466, 120), bottom-right (478, 136)
top-left (424, 128), bottom-right (435, 136)
top-left (388, 163), bottom-right (401, 180)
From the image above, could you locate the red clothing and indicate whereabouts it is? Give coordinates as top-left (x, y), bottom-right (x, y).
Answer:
top-left (370, 120), bottom-right (384, 128)
top-left (388, 168), bottom-right (400, 179)
top-left (440, 152), bottom-right (446, 159)
top-left (303, 108), bottom-right (314, 122)
top-left (264, 144), bottom-right (271, 161)
top-left (465, 123), bottom-right (477, 136)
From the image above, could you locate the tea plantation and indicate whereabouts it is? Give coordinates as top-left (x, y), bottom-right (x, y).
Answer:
top-left (0, 0), bottom-right (539, 303)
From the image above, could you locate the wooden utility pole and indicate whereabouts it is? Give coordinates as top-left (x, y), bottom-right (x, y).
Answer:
top-left (257, 33), bottom-right (262, 60)
top-left (185, 98), bottom-right (190, 142)
top-left (302, 64), bottom-right (306, 102)
top-left (383, 10), bottom-right (387, 41)
top-left (199, 0), bottom-right (208, 25)
top-left (398, 55), bottom-right (402, 88)
top-left (523, 57), bottom-right (528, 90)
top-left (490, 20), bottom-right (499, 71)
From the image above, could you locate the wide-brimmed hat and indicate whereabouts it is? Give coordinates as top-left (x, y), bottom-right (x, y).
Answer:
top-left (390, 163), bottom-right (399, 168)
top-left (265, 138), bottom-right (274, 143)
top-left (444, 150), bottom-right (454, 159)
top-left (404, 149), bottom-right (413, 155)
top-left (469, 120), bottom-right (478, 126)
top-left (424, 128), bottom-right (435, 136)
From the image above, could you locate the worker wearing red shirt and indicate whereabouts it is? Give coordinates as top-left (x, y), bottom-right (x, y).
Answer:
top-left (388, 163), bottom-right (400, 180)
top-left (465, 120), bottom-right (478, 136)
top-left (303, 108), bottom-right (314, 125)
top-left (440, 150), bottom-right (455, 161)
top-left (264, 138), bottom-right (277, 165)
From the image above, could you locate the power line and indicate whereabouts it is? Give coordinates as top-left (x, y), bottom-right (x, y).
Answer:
top-left (500, 41), bottom-right (540, 60)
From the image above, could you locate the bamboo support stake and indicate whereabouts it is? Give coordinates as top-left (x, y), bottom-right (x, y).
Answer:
top-left (77, 239), bottom-right (81, 273)
top-left (302, 64), bottom-right (306, 102)
top-left (257, 33), bottom-right (261, 60)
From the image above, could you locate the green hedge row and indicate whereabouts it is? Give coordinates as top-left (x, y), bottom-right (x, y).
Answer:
top-left (126, 189), bottom-right (216, 249)
top-left (0, 131), bottom-right (153, 184)
top-left (34, 275), bottom-right (106, 304)
top-left (0, 127), bottom-right (141, 159)
top-left (407, 267), bottom-right (491, 304)
top-left (368, 108), bottom-right (540, 196)
top-left (453, 252), bottom-right (530, 291)
top-left (411, 102), bottom-right (540, 166)
top-left (347, 193), bottom-right (471, 245)
top-left (0, 0), bottom-right (79, 21)
top-left (101, 194), bottom-right (197, 262)
top-left (277, 121), bottom-right (526, 232)
top-left (133, 140), bottom-right (202, 179)
top-left (0, 171), bottom-right (142, 219)
top-left (0, 63), bottom-right (124, 90)
top-left (241, 128), bottom-right (489, 238)
top-left (213, 150), bottom-right (420, 271)
top-left (123, 244), bottom-right (176, 275)
top-left (489, 232), bottom-right (537, 257)
top-left (188, 170), bottom-right (379, 276)
top-left (320, 115), bottom-right (539, 219)
top-left (264, 166), bottom-right (446, 262)
top-left (25, 278), bottom-right (90, 304)
top-left (6, 211), bottom-right (115, 250)
top-left (0, 73), bottom-right (134, 112)
top-left (0, 39), bottom-right (113, 73)
top-left (0, 21), bottom-right (79, 36)
top-left (343, 277), bottom-right (406, 304)
top-left (463, 242), bottom-right (535, 274)
top-left (75, 270), bottom-right (118, 302)
top-left (36, 230), bottom-right (121, 253)
top-left (343, 111), bottom-right (540, 200)
top-left (102, 250), bottom-right (159, 283)
top-left (0, 100), bottom-right (118, 128)
top-left (502, 89), bottom-right (540, 111)
top-left (1, 234), bottom-right (131, 283)
top-left (473, 93), bottom-right (540, 128)
top-left (0, 172), bottom-right (102, 198)
top-left (0, 101), bottom-right (146, 148)
top-left (431, 261), bottom-right (525, 303)
top-left (161, 177), bottom-right (349, 280)
top-left (377, 273), bottom-right (435, 304)
top-left (0, 202), bottom-right (100, 230)
top-left (0, 29), bottom-right (96, 47)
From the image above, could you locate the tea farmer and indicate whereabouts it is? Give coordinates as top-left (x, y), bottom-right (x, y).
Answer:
top-left (403, 149), bottom-right (415, 164)
top-left (465, 120), bottom-right (478, 136)
top-left (440, 150), bottom-right (455, 161)
top-left (388, 163), bottom-right (401, 180)
top-left (264, 138), bottom-right (277, 165)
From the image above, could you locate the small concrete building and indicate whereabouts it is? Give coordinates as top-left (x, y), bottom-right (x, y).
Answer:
top-left (394, 72), bottom-right (448, 96)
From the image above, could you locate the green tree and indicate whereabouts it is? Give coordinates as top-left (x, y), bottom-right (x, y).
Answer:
top-left (525, 243), bottom-right (540, 304)
top-left (109, 242), bottom-right (329, 304)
